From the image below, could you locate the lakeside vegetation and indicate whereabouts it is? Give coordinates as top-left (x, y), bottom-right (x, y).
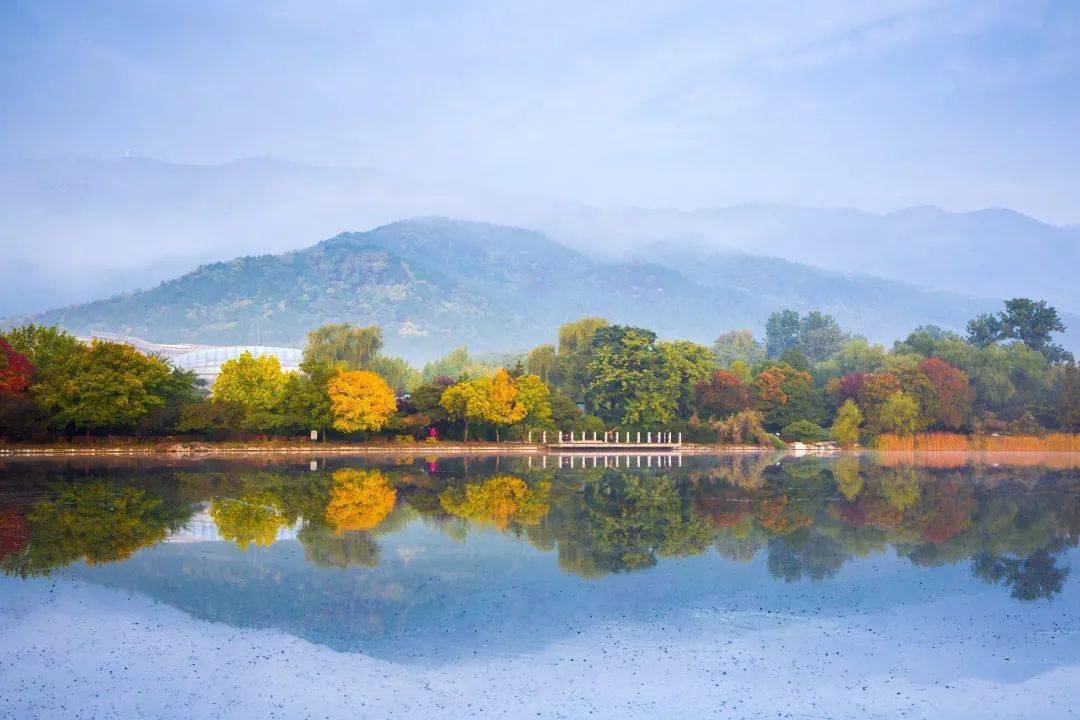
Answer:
top-left (1, 297), bottom-right (1079, 448)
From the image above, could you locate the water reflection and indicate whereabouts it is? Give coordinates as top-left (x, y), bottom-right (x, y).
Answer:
top-left (2, 454), bottom-right (1076, 604)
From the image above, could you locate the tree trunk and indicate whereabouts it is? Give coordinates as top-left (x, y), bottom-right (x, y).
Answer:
top-left (463, 422), bottom-right (469, 442)
top-left (496, 427), bottom-right (500, 442)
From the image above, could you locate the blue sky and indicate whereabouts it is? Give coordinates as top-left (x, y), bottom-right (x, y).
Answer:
top-left (2, 0), bottom-right (1079, 222)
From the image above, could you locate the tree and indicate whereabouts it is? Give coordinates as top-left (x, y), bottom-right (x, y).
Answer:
top-left (967, 299), bottom-right (1071, 364)
top-left (556, 317), bottom-right (609, 400)
top-left (754, 364), bottom-right (822, 430)
top-left (513, 374), bottom-right (554, 434)
top-left (879, 391), bottom-right (924, 436)
top-left (524, 344), bottom-right (558, 385)
top-left (831, 399), bottom-right (863, 448)
top-left (421, 347), bottom-right (491, 381)
top-left (798, 311), bottom-right (847, 362)
top-left (0, 338), bottom-right (34, 394)
top-left (1, 325), bottom-right (81, 380)
top-left (301, 324), bottom-right (383, 370)
top-left (918, 357), bottom-right (974, 430)
top-left (999, 298), bottom-right (1070, 363)
top-left (694, 369), bottom-right (751, 420)
top-left (368, 354), bottom-right (421, 393)
top-left (585, 325), bottom-right (676, 426)
top-left (765, 309), bottom-right (801, 358)
top-left (211, 351), bottom-right (288, 413)
top-left (326, 370), bottom-right (397, 433)
top-left (659, 340), bottom-right (715, 419)
top-left (1055, 364), bottom-right (1080, 431)
top-left (440, 379), bottom-right (492, 440)
top-left (34, 340), bottom-right (175, 434)
top-left (711, 330), bottom-right (765, 368)
top-left (279, 360), bottom-right (334, 435)
top-left (966, 313), bottom-right (1003, 348)
top-left (486, 368), bottom-right (526, 440)
top-left (324, 469), bottom-right (397, 532)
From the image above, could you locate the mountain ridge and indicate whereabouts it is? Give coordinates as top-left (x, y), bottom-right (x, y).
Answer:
top-left (10, 216), bottom-right (1077, 364)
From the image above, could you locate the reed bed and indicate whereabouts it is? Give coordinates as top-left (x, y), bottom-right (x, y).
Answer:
top-left (873, 432), bottom-right (1080, 468)
top-left (876, 433), bottom-right (1080, 453)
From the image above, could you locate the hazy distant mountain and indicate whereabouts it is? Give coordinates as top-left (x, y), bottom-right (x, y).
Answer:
top-left (3, 157), bottom-right (1078, 320)
top-left (537, 203), bottom-right (1080, 313)
top-left (10, 216), bottom-right (1059, 363)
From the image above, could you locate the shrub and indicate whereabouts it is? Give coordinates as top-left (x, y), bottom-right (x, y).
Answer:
top-left (779, 420), bottom-right (827, 443)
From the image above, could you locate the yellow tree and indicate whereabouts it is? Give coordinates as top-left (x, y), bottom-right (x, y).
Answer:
top-left (326, 370), bottom-right (397, 434)
top-left (325, 468), bottom-right (396, 532)
top-left (212, 352), bottom-right (288, 413)
top-left (487, 368), bottom-right (526, 441)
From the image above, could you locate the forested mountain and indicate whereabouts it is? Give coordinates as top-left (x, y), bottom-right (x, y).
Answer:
top-left (12, 216), bottom-right (1069, 362)
top-left (4, 157), bottom-right (1079, 320)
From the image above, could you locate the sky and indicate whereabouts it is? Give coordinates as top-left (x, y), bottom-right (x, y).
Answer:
top-left (1, 0), bottom-right (1079, 222)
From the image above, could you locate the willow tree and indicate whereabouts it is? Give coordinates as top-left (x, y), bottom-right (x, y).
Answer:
top-left (302, 324), bottom-right (383, 370)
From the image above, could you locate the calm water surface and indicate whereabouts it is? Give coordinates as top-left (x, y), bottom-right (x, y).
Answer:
top-left (1, 453), bottom-right (1078, 719)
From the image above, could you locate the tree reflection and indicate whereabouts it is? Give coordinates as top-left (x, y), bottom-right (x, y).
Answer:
top-left (1, 457), bottom-right (1077, 602)
top-left (1, 483), bottom-right (191, 576)
top-left (209, 491), bottom-right (290, 550)
top-left (973, 539), bottom-right (1072, 601)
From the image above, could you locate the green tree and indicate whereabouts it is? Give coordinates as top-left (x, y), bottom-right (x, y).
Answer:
top-left (440, 378), bottom-right (493, 440)
top-left (301, 324), bottom-right (383, 370)
top-left (555, 317), bottom-right (609, 399)
top-left (798, 311), bottom-right (848, 362)
top-left (1055, 364), bottom-right (1080, 431)
top-left (524, 344), bottom-right (558, 385)
top-left (35, 340), bottom-right (175, 434)
top-left (585, 326), bottom-right (676, 426)
top-left (514, 374), bottom-right (554, 434)
top-left (711, 330), bottom-right (765, 368)
top-left (967, 299), bottom-right (1071, 364)
top-left (831, 399), bottom-right (863, 448)
top-left (211, 351), bottom-right (289, 414)
top-left (765, 309), bottom-right (801, 359)
top-left (421, 347), bottom-right (491, 381)
top-left (368, 354), bottom-right (421, 393)
top-left (879, 391), bottom-right (924, 436)
top-left (659, 340), bottom-right (715, 419)
top-left (279, 360), bottom-right (334, 435)
top-left (1, 324), bottom-right (81, 381)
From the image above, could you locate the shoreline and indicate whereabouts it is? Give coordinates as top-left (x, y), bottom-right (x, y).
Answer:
top-left (0, 441), bottom-right (774, 459)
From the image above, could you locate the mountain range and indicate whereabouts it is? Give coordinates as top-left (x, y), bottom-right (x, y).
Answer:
top-left (2, 157), bottom-right (1078, 361)
top-left (2, 157), bottom-right (1079, 319)
top-left (10, 216), bottom-right (1076, 363)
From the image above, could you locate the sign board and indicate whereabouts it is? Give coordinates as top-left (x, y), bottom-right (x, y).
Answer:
top-left (310, 430), bottom-right (318, 441)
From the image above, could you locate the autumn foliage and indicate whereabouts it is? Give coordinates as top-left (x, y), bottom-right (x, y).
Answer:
top-left (327, 370), bottom-right (397, 433)
top-left (0, 339), bottom-right (34, 394)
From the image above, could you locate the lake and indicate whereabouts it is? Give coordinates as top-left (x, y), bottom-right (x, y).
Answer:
top-left (1, 453), bottom-right (1078, 719)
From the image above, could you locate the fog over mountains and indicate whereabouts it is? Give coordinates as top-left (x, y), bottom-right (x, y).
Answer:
top-left (3, 157), bottom-right (1078, 359)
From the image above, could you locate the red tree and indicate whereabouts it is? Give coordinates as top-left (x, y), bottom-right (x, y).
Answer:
top-left (695, 369), bottom-right (750, 419)
top-left (919, 357), bottom-right (973, 430)
top-left (0, 339), bottom-right (35, 394)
